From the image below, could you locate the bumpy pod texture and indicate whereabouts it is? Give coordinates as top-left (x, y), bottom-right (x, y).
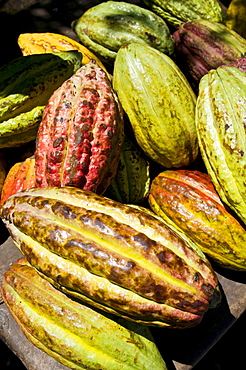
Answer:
top-left (35, 60), bottom-right (124, 195)
top-left (0, 186), bottom-right (219, 328)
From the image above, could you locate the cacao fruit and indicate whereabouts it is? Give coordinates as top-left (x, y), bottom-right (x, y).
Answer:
top-left (0, 151), bottom-right (6, 195)
top-left (225, 0), bottom-right (246, 39)
top-left (196, 65), bottom-right (246, 227)
top-left (148, 169), bottom-right (246, 271)
top-left (0, 50), bottom-right (82, 148)
top-left (17, 32), bottom-right (107, 73)
top-left (72, 1), bottom-right (175, 64)
top-left (105, 135), bottom-right (151, 204)
top-left (35, 60), bottom-right (124, 195)
top-left (113, 42), bottom-right (198, 168)
top-left (1, 156), bottom-right (36, 204)
top-left (0, 186), bottom-right (219, 328)
top-left (2, 258), bottom-right (167, 370)
top-left (173, 19), bottom-right (246, 86)
top-left (142, 0), bottom-right (224, 28)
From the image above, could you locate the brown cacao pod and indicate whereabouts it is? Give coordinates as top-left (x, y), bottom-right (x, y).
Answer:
top-left (148, 169), bottom-right (246, 271)
top-left (2, 258), bottom-right (167, 370)
top-left (0, 186), bottom-right (219, 329)
top-left (35, 60), bottom-right (124, 195)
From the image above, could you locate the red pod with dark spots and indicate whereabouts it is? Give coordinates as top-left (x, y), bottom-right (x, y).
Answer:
top-left (0, 186), bottom-right (219, 328)
top-left (35, 60), bottom-right (124, 194)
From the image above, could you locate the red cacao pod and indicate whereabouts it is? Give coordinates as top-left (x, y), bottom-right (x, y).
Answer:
top-left (35, 60), bottom-right (124, 195)
top-left (1, 156), bottom-right (36, 204)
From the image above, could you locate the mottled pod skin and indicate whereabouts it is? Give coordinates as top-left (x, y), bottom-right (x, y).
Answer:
top-left (2, 258), bottom-right (167, 370)
top-left (173, 20), bottom-right (246, 85)
top-left (105, 135), bottom-right (151, 204)
top-left (72, 1), bottom-right (175, 64)
top-left (113, 42), bottom-right (198, 168)
top-left (0, 186), bottom-right (218, 328)
top-left (0, 51), bottom-right (82, 148)
top-left (142, 0), bottom-right (223, 28)
top-left (35, 60), bottom-right (124, 195)
top-left (196, 66), bottom-right (246, 228)
top-left (149, 169), bottom-right (246, 271)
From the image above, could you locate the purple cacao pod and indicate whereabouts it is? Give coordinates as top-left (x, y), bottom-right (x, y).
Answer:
top-left (173, 19), bottom-right (246, 86)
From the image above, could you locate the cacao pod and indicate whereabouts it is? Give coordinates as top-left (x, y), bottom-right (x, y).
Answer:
top-left (142, 0), bottom-right (224, 28)
top-left (0, 186), bottom-right (219, 328)
top-left (148, 169), bottom-right (246, 271)
top-left (2, 258), bottom-right (167, 370)
top-left (0, 50), bottom-right (82, 148)
top-left (173, 19), bottom-right (246, 86)
top-left (1, 156), bottom-right (36, 203)
top-left (225, 0), bottom-right (246, 39)
top-left (196, 65), bottom-right (246, 227)
top-left (0, 151), bottom-right (6, 194)
top-left (34, 60), bottom-right (124, 195)
top-left (105, 135), bottom-right (151, 204)
top-left (17, 32), bottom-right (107, 73)
top-left (72, 1), bottom-right (175, 64)
top-left (113, 42), bottom-right (198, 168)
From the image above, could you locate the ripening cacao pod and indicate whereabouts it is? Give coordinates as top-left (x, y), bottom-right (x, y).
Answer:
top-left (225, 0), bottom-right (246, 39)
top-left (105, 135), bottom-right (151, 204)
top-left (17, 32), bottom-right (107, 73)
top-left (142, 0), bottom-right (224, 28)
top-left (1, 156), bottom-right (36, 204)
top-left (2, 258), bottom-right (167, 370)
top-left (196, 65), bottom-right (246, 227)
top-left (0, 151), bottom-right (6, 194)
top-left (35, 60), bottom-right (124, 195)
top-left (72, 1), bottom-right (175, 65)
top-left (173, 19), bottom-right (246, 86)
top-left (148, 169), bottom-right (246, 271)
top-left (0, 186), bottom-right (219, 328)
top-left (0, 51), bottom-right (82, 148)
top-left (113, 42), bottom-right (198, 168)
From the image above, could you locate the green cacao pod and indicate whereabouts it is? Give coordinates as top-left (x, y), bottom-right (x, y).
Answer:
top-left (113, 42), bottom-right (198, 168)
top-left (0, 51), bottom-right (82, 148)
top-left (105, 135), bottom-right (151, 204)
top-left (72, 1), bottom-right (175, 65)
top-left (35, 60), bottom-right (124, 195)
top-left (0, 186), bottom-right (219, 328)
top-left (148, 169), bottom-right (246, 271)
top-left (196, 65), bottom-right (246, 227)
top-left (142, 0), bottom-right (224, 28)
top-left (2, 258), bottom-right (167, 370)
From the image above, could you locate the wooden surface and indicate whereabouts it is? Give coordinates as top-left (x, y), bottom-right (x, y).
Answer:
top-left (1, 236), bottom-right (246, 370)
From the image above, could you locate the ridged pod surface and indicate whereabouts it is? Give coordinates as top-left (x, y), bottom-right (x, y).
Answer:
top-left (35, 60), bottom-right (124, 195)
top-left (142, 0), bottom-right (223, 28)
top-left (173, 19), bottom-right (246, 85)
top-left (2, 258), bottom-right (167, 370)
top-left (113, 42), bottom-right (198, 168)
top-left (0, 186), bottom-right (218, 328)
top-left (1, 156), bottom-right (36, 204)
top-left (148, 169), bottom-right (246, 271)
top-left (72, 1), bottom-right (175, 64)
top-left (196, 65), bottom-right (246, 227)
top-left (105, 135), bottom-right (150, 204)
top-left (0, 51), bottom-right (82, 148)
top-left (17, 32), bottom-right (107, 73)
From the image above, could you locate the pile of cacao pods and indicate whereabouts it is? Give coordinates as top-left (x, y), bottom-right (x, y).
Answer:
top-left (1, 0), bottom-right (246, 368)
